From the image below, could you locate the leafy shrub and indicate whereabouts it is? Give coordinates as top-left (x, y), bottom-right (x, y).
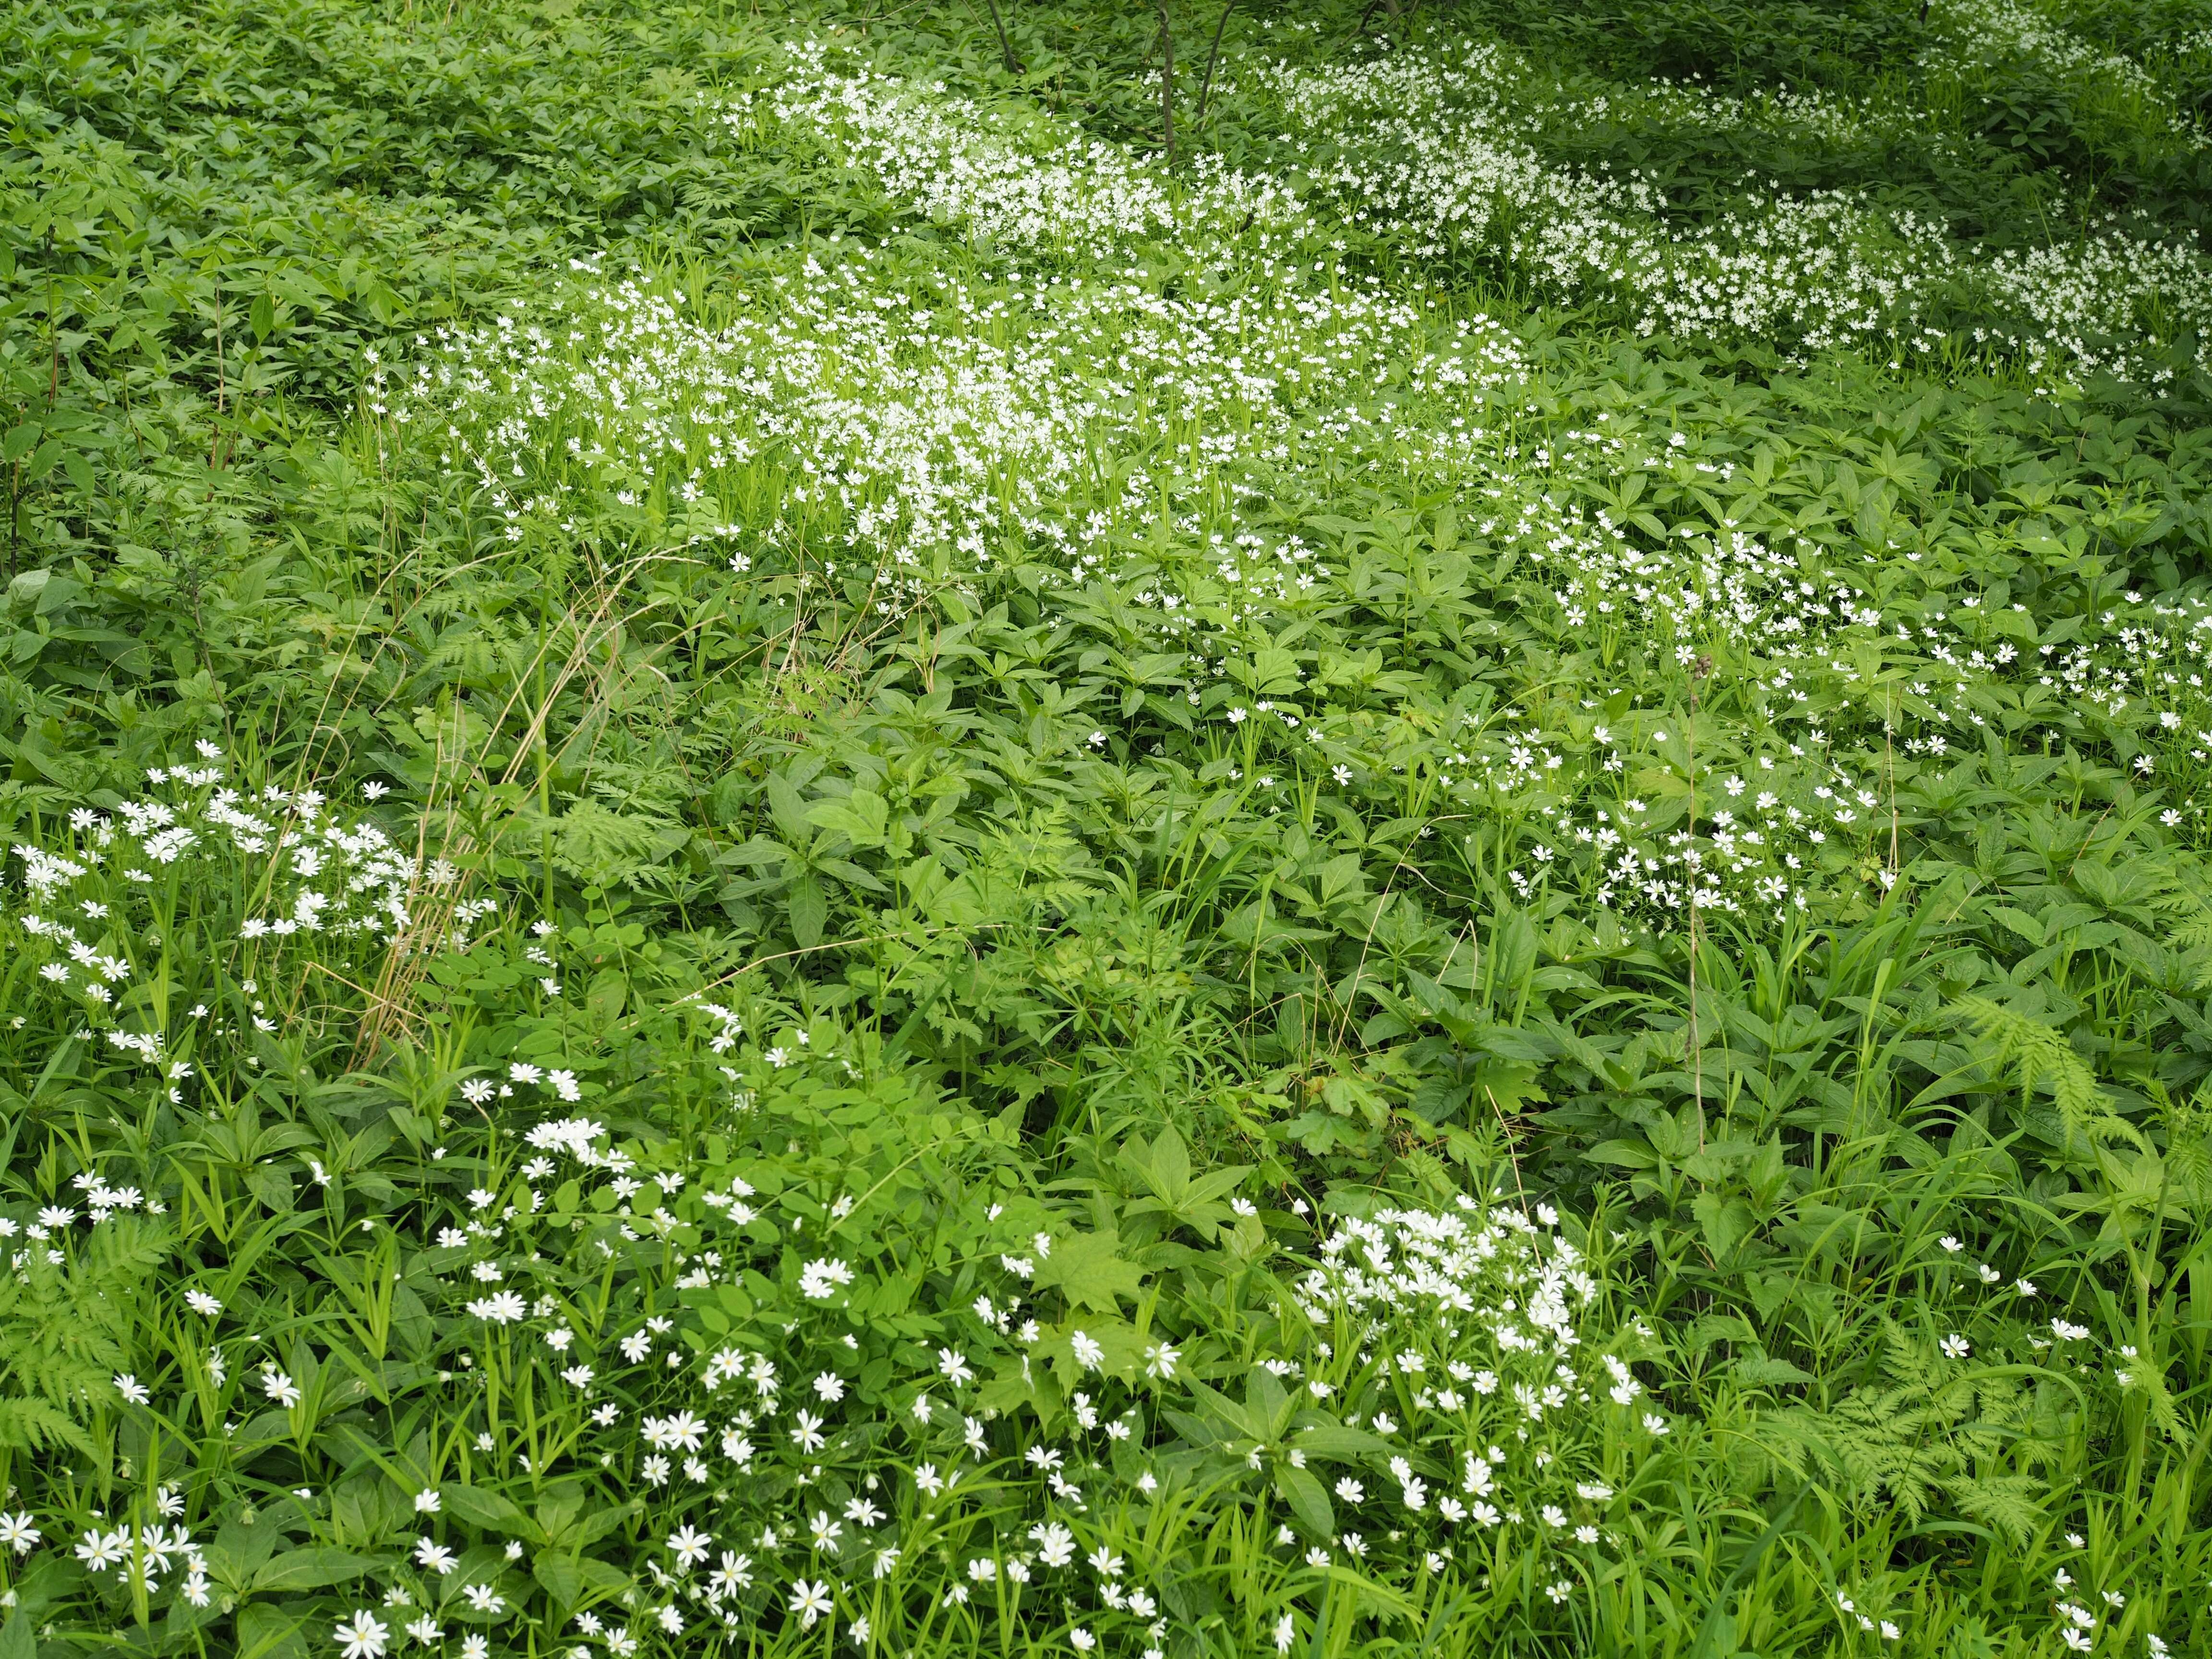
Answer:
top-left (2, 1), bottom-right (2211, 1656)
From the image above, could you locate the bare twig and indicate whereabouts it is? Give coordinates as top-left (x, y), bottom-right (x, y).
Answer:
top-left (1157, 0), bottom-right (1176, 162)
top-left (1194, 0), bottom-right (1237, 127)
top-left (1687, 652), bottom-right (1712, 1152)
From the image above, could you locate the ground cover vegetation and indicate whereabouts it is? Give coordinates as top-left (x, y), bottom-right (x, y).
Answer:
top-left (1, 0), bottom-right (2209, 1653)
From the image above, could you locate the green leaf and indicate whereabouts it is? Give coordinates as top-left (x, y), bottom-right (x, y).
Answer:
top-left (441, 1483), bottom-right (535, 1538)
top-left (249, 1164), bottom-right (296, 1212)
top-left (1274, 1465), bottom-right (1334, 1540)
top-left (786, 872), bottom-right (827, 948)
top-left (807, 787), bottom-right (888, 849)
top-left (533, 1552), bottom-right (585, 1613)
top-left (235, 1605), bottom-right (312, 1659)
top-left (1733, 1354), bottom-right (1815, 1388)
top-left (1292, 1423), bottom-right (1395, 1462)
top-left (576, 1556), bottom-right (631, 1594)
top-left (252, 1546), bottom-right (381, 1593)
top-left (766, 773), bottom-right (813, 844)
top-left (569, 1501), bottom-right (639, 1551)
top-left (1032, 1229), bottom-right (1144, 1312)
top-left (21, 440), bottom-right (65, 484)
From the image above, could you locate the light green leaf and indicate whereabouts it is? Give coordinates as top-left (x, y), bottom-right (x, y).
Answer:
top-left (1032, 1229), bottom-right (1144, 1312)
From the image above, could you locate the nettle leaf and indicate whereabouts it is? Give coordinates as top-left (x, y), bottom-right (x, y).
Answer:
top-left (1275, 1464), bottom-right (1335, 1540)
top-left (786, 871), bottom-right (829, 948)
top-left (251, 1547), bottom-right (384, 1594)
top-left (234, 1604), bottom-right (312, 1659)
top-left (1033, 1228), bottom-right (1145, 1312)
top-left (440, 1484), bottom-right (537, 1539)
top-left (808, 787), bottom-right (890, 849)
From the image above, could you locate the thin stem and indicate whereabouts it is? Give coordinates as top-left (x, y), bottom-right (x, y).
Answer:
top-left (1158, 0), bottom-right (1176, 162)
top-left (1687, 654), bottom-right (1711, 1151)
top-left (1195, 0), bottom-right (1237, 127)
top-left (209, 276), bottom-right (228, 471)
top-left (976, 0), bottom-right (1020, 73)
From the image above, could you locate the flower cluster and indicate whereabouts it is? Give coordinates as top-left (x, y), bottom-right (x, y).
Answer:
top-left (4, 757), bottom-right (485, 1078)
top-left (411, 1106), bottom-right (1669, 1653)
top-left (1243, 32), bottom-right (2212, 384)
top-left (383, 49), bottom-right (2212, 940)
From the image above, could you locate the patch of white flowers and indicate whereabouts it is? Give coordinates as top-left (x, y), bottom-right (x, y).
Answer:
top-left (5, 756), bottom-right (493, 1084)
top-left (377, 43), bottom-right (2212, 936)
top-left (1243, 31), bottom-right (2212, 384)
top-left (520, 1119), bottom-right (1663, 1649)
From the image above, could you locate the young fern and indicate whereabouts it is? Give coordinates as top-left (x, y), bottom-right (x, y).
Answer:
top-left (0, 1214), bottom-right (169, 1469)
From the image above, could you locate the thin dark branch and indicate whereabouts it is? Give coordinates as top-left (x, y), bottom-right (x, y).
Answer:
top-left (1195, 0), bottom-right (1236, 128)
top-left (974, 0), bottom-right (1021, 72)
top-left (1158, 0), bottom-right (1176, 162)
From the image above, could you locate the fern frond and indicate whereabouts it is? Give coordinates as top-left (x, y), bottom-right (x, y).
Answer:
top-left (1942, 1474), bottom-right (2045, 1548)
top-left (1957, 995), bottom-right (2136, 1148)
top-left (0, 1397), bottom-right (95, 1457)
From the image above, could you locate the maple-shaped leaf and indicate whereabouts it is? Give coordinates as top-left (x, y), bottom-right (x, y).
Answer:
top-left (1032, 1228), bottom-right (1145, 1312)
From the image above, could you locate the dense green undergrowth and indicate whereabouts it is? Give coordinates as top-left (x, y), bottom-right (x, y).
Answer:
top-left (1, 0), bottom-right (2209, 1655)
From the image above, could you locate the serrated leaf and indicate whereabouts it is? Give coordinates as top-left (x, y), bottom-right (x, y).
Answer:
top-left (1031, 1229), bottom-right (1144, 1312)
top-left (1274, 1465), bottom-right (1334, 1540)
top-left (533, 1552), bottom-right (584, 1613)
top-left (806, 787), bottom-right (888, 849)
top-left (441, 1483), bottom-right (535, 1539)
top-left (252, 1546), bottom-right (381, 1593)
top-left (786, 871), bottom-right (827, 948)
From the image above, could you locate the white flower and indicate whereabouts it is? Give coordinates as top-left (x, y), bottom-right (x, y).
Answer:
top-left (789, 1579), bottom-right (832, 1629)
top-left (1031, 1521), bottom-right (1076, 1567)
top-left (332, 1611), bottom-right (389, 1659)
top-left (667, 1525), bottom-right (711, 1571)
top-left (113, 1373), bottom-right (150, 1406)
top-left (712, 1551), bottom-right (755, 1593)
top-left (800, 1258), bottom-right (854, 1300)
